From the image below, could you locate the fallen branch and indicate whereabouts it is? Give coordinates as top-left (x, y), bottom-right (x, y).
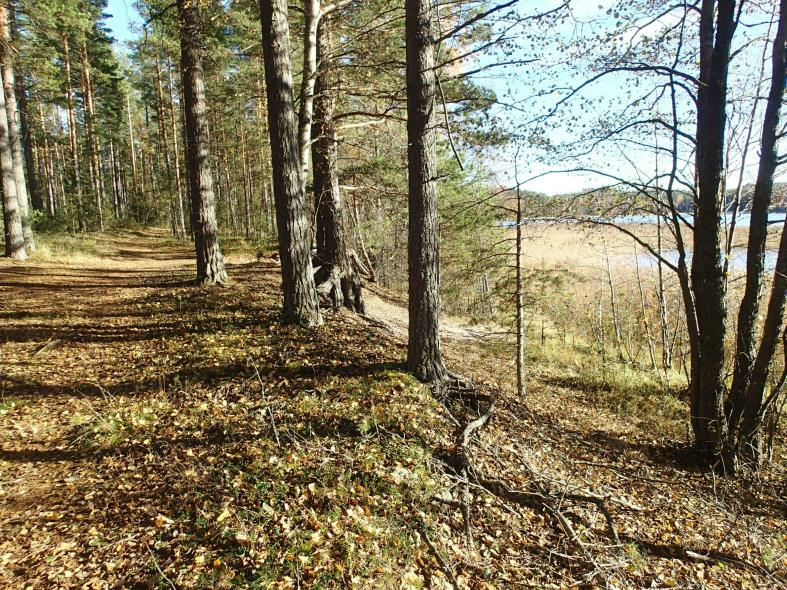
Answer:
top-left (349, 250), bottom-right (375, 282)
top-left (417, 515), bottom-right (459, 589)
top-left (439, 388), bottom-right (621, 583)
top-left (252, 364), bottom-right (280, 446)
top-left (33, 339), bottom-right (62, 357)
top-left (147, 544), bottom-right (177, 590)
top-left (461, 395), bottom-right (496, 449)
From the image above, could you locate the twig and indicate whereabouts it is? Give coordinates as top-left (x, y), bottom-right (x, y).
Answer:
top-left (572, 459), bottom-right (683, 486)
top-left (253, 363), bottom-right (280, 446)
top-left (417, 516), bottom-right (459, 589)
top-left (147, 544), bottom-right (177, 590)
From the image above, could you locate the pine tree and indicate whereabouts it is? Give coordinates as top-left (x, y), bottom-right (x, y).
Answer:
top-left (177, 0), bottom-right (227, 284)
top-left (405, 0), bottom-right (447, 383)
top-left (260, 0), bottom-right (321, 326)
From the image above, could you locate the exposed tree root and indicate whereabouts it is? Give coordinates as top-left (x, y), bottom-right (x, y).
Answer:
top-left (431, 380), bottom-right (626, 583)
top-left (417, 515), bottom-right (459, 589)
top-left (313, 261), bottom-right (365, 313)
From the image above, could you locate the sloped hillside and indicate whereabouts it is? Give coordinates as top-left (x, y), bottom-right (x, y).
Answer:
top-left (0, 231), bottom-right (784, 589)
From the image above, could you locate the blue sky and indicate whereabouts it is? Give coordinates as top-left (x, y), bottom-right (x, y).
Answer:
top-left (101, 0), bottom-right (779, 196)
top-left (105, 0), bottom-right (140, 47)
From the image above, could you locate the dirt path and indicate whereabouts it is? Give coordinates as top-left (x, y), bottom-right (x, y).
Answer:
top-left (0, 230), bottom-right (480, 588)
top-left (0, 231), bottom-right (196, 583)
top-left (363, 285), bottom-right (495, 342)
top-left (0, 230), bottom-right (283, 587)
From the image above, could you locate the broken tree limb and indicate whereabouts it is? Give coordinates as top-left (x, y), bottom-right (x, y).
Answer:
top-left (417, 515), bottom-right (459, 589)
top-left (440, 386), bottom-right (621, 577)
top-left (33, 339), bottom-right (62, 357)
top-left (349, 250), bottom-right (374, 282)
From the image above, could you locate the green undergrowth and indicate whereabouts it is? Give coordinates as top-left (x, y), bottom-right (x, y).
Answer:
top-left (28, 231), bottom-right (109, 262)
top-left (66, 286), bottom-right (453, 589)
top-left (0, 398), bottom-right (26, 417)
top-left (158, 234), bottom-right (279, 259)
top-left (539, 339), bottom-right (687, 433)
top-left (219, 235), bottom-right (279, 257)
top-left (480, 333), bottom-right (688, 436)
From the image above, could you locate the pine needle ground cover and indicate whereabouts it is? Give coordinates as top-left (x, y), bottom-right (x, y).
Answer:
top-left (1, 231), bottom-right (785, 589)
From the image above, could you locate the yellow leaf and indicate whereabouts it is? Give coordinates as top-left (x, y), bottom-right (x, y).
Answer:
top-left (217, 507), bottom-right (232, 523)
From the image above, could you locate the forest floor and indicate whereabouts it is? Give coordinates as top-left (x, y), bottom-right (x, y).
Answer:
top-left (1, 229), bottom-right (785, 590)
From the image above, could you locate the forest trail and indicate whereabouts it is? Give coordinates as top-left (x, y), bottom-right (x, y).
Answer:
top-left (0, 229), bottom-right (280, 587)
top-left (1, 231), bottom-right (785, 589)
top-left (363, 286), bottom-right (494, 342)
top-left (0, 229), bottom-right (488, 588)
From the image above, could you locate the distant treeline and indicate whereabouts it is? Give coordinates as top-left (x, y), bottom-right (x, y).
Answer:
top-left (505, 182), bottom-right (787, 218)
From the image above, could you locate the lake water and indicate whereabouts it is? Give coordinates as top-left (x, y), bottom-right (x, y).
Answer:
top-left (611, 212), bottom-right (784, 272)
top-left (613, 211), bottom-right (787, 227)
top-left (497, 211), bottom-right (787, 228)
top-left (622, 248), bottom-right (779, 273)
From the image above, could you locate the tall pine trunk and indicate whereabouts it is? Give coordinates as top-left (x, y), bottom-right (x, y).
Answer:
top-left (38, 103), bottom-right (55, 214)
top-left (81, 43), bottom-right (104, 231)
top-left (690, 0), bottom-right (736, 465)
top-left (312, 18), bottom-right (364, 313)
top-left (260, 0), bottom-right (322, 326)
top-left (8, 5), bottom-right (37, 211)
top-left (154, 52), bottom-right (181, 238)
top-left (62, 34), bottom-right (85, 231)
top-left (298, 0), bottom-right (320, 194)
top-left (177, 0), bottom-right (226, 284)
top-left (0, 41), bottom-right (24, 260)
top-left (0, 6), bottom-right (32, 250)
top-left (168, 63), bottom-right (187, 238)
top-left (126, 92), bottom-right (139, 208)
top-left (405, 0), bottom-right (447, 383)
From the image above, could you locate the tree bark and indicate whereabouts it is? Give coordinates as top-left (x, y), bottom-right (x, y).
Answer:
top-left (108, 137), bottom-right (119, 218)
top-left (725, 0), bottom-right (787, 466)
top-left (298, 0), bottom-right (320, 194)
top-left (312, 18), bottom-right (364, 313)
top-left (62, 34), bottom-right (85, 231)
top-left (240, 122), bottom-right (251, 239)
top-left (81, 42), bottom-right (104, 231)
top-left (0, 6), bottom-right (32, 250)
top-left (154, 52), bottom-right (183, 239)
top-left (0, 39), bottom-right (24, 260)
top-left (260, 0), bottom-right (322, 326)
top-left (177, 0), bottom-right (227, 284)
top-left (405, 0), bottom-right (447, 383)
top-left (515, 179), bottom-right (525, 399)
top-left (37, 103), bottom-right (54, 214)
top-left (690, 0), bottom-right (736, 465)
top-left (655, 209), bottom-right (672, 369)
top-left (126, 91), bottom-right (139, 210)
top-left (8, 5), bottom-right (38, 212)
top-left (168, 63), bottom-right (187, 238)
